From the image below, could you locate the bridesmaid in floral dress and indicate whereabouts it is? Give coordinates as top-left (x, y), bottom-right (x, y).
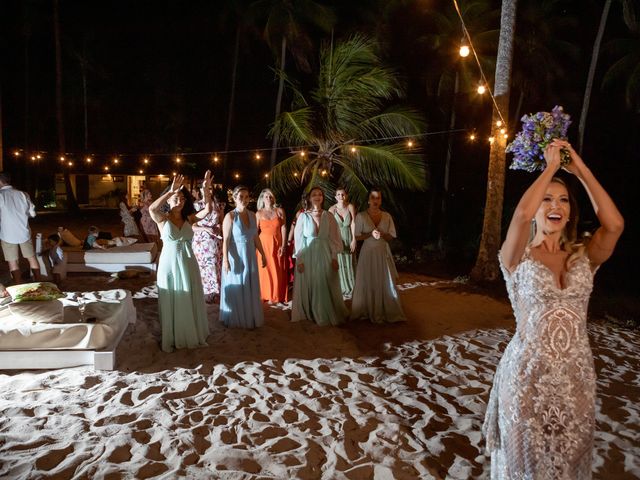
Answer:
top-left (192, 188), bottom-right (225, 303)
top-left (256, 188), bottom-right (288, 303)
top-left (328, 187), bottom-right (357, 295)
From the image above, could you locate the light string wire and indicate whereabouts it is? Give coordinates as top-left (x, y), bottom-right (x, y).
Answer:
top-left (9, 128), bottom-right (470, 161)
top-left (452, 0), bottom-right (507, 127)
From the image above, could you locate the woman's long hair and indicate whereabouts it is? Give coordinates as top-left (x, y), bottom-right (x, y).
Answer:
top-left (257, 188), bottom-right (277, 211)
top-left (305, 186), bottom-right (325, 210)
top-left (161, 185), bottom-right (195, 221)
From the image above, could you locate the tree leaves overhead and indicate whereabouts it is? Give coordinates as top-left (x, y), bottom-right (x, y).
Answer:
top-left (270, 34), bottom-right (427, 208)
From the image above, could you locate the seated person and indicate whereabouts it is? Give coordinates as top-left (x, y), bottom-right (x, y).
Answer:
top-left (83, 226), bottom-right (137, 250)
top-left (46, 234), bottom-right (65, 266)
top-left (83, 226), bottom-right (112, 250)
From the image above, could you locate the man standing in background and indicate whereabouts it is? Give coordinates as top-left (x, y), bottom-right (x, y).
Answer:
top-left (0, 173), bottom-right (40, 284)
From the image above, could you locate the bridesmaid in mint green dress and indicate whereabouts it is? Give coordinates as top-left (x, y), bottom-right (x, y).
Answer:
top-left (351, 188), bottom-right (405, 323)
top-left (328, 187), bottom-right (357, 296)
top-left (150, 172), bottom-right (213, 352)
top-left (292, 187), bottom-right (348, 326)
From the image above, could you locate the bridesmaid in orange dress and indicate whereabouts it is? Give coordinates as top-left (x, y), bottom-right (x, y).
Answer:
top-left (256, 189), bottom-right (288, 303)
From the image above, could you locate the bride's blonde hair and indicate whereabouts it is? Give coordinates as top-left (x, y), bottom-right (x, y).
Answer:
top-left (531, 177), bottom-right (588, 268)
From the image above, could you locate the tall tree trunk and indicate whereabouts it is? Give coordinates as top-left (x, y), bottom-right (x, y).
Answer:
top-left (269, 36), bottom-right (287, 170)
top-left (438, 70), bottom-right (459, 252)
top-left (470, 0), bottom-right (518, 283)
top-left (223, 25), bottom-right (241, 185)
top-left (578, 0), bottom-right (612, 155)
top-left (53, 0), bottom-right (78, 211)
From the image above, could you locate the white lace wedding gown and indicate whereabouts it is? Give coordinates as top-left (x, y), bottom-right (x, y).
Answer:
top-left (483, 249), bottom-right (596, 479)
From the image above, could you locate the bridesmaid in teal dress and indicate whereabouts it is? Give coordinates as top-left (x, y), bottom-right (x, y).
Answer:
top-left (351, 188), bottom-right (405, 323)
top-left (150, 172), bottom-right (213, 352)
top-left (328, 187), bottom-right (357, 296)
top-left (292, 187), bottom-right (348, 326)
top-left (220, 186), bottom-right (267, 329)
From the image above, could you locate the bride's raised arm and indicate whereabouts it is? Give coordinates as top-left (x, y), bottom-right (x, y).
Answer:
top-left (501, 144), bottom-right (562, 272)
top-left (553, 139), bottom-right (624, 268)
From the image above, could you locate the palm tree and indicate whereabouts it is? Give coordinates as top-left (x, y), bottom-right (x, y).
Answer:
top-left (269, 34), bottom-right (426, 208)
top-left (53, 0), bottom-right (79, 211)
top-left (470, 0), bottom-right (518, 283)
top-left (247, 0), bottom-right (336, 169)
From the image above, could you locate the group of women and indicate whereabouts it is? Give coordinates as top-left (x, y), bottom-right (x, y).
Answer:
top-left (151, 177), bottom-right (407, 351)
top-left (143, 138), bottom-right (624, 479)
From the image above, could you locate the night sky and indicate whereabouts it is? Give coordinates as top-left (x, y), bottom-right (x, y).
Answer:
top-left (1, 0), bottom-right (638, 293)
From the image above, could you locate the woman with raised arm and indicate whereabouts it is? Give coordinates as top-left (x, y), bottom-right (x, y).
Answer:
top-left (292, 187), bottom-right (348, 326)
top-left (150, 171), bottom-right (213, 353)
top-left (328, 187), bottom-right (357, 296)
top-left (192, 187), bottom-right (225, 303)
top-left (483, 140), bottom-right (624, 479)
top-left (256, 188), bottom-right (288, 303)
top-left (351, 188), bottom-right (405, 323)
top-left (220, 186), bottom-right (267, 329)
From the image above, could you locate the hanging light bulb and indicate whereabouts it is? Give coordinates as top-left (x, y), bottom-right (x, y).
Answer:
top-left (350, 146), bottom-right (356, 153)
top-left (36, 154), bottom-right (42, 160)
top-left (255, 153), bottom-right (261, 160)
top-left (496, 120), bottom-right (503, 127)
top-left (213, 155), bottom-right (219, 163)
top-left (59, 156), bottom-right (65, 162)
top-left (489, 136), bottom-right (495, 144)
top-left (459, 38), bottom-right (470, 58)
top-left (143, 158), bottom-right (149, 165)
top-left (86, 157), bottom-right (92, 164)
top-left (407, 140), bottom-right (414, 148)
top-left (300, 151), bottom-right (305, 157)
top-left (477, 84), bottom-right (487, 95)
top-left (13, 151), bottom-right (20, 157)
top-left (104, 166), bottom-right (110, 172)
top-left (469, 134), bottom-right (476, 141)
top-left (175, 157), bottom-right (181, 163)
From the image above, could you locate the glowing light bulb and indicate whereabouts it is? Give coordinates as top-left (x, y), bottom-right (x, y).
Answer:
top-left (13, 151), bottom-right (20, 157)
top-left (407, 140), bottom-right (414, 147)
top-left (470, 134), bottom-right (476, 141)
top-left (139, 169), bottom-right (144, 174)
top-left (489, 136), bottom-right (495, 144)
top-left (104, 166), bottom-right (109, 172)
top-left (175, 157), bottom-right (181, 163)
top-left (113, 158), bottom-right (119, 164)
top-left (30, 156), bottom-right (36, 161)
top-left (459, 45), bottom-right (470, 57)
top-left (503, 133), bottom-right (509, 139)
top-left (255, 153), bottom-right (261, 160)
top-left (234, 173), bottom-right (240, 179)
top-left (143, 158), bottom-right (149, 164)
top-left (67, 161), bottom-right (73, 167)
top-left (86, 157), bottom-right (92, 163)
top-left (264, 173), bottom-right (269, 178)
top-left (321, 169), bottom-right (327, 176)
top-left (477, 85), bottom-right (486, 95)
top-left (213, 156), bottom-right (219, 163)
top-left (59, 156), bottom-right (65, 162)
top-left (350, 146), bottom-right (356, 153)
top-left (293, 172), bottom-right (298, 177)
top-left (300, 151), bottom-right (305, 157)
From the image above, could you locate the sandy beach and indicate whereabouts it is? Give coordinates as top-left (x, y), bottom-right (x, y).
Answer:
top-left (1, 272), bottom-right (638, 479)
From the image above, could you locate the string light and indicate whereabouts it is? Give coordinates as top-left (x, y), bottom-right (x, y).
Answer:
top-left (503, 133), bottom-right (508, 139)
top-left (263, 173), bottom-right (269, 178)
top-left (104, 166), bottom-right (109, 172)
top-left (213, 155), bottom-right (219, 163)
top-left (488, 136), bottom-right (495, 144)
top-left (86, 157), bottom-right (92, 164)
top-left (36, 154), bottom-right (42, 160)
top-left (350, 146), bottom-right (356, 153)
top-left (175, 157), bottom-right (181, 163)
top-left (255, 153), bottom-right (261, 160)
top-left (407, 140), bottom-right (414, 147)
top-left (234, 173), bottom-right (240, 179)
top-left (500, 128), bottom-right (506, 134)
top-left (300, 151), bottom-right (305, 157)
top-left (30, 156), bottom-right (36, 161)
top-left (469, 134), bottom-right (476, 141)
top-left (293, 172), bottom-right (299, 177)
top-left (13, 151), bottom-right (20, 157)
top-left (496, 120), bottom-right (503, 127)
top-left (459, 38), bottom-right (470, 58)
top-left (139, 169), bottom-right (144, 174)
top-left (59, 156), bottom-right (65, 162)
top-left (321, 169), bottom-right (327, 176)
top-left (143, 158), bottom-right (149, 164)
top-left (67, 161), bottom-right (73, 167)
top-left (477, 84), bottom-right (486, 95)
top-left (113, 158), bottom-right (120, 165)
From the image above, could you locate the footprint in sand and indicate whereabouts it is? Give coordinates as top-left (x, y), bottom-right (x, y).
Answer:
top-left (136, 462), bottom-right (168, 479)
top-left (35, 444), bottom-right (74, 471)
top-left (107, 444), bottom-right (132, 463)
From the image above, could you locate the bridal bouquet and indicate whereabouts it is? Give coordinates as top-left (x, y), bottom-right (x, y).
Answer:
top-left (506, 105), bottom-right (572, 172)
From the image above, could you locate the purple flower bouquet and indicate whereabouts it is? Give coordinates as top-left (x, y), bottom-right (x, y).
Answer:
top-left (506, 105), bottom-right (572, 172)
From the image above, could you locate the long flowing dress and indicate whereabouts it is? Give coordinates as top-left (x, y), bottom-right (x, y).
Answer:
top-left (351, 211), bottom-right (405, 323)
top-left (257, 215), bottom-right (288, 303)
top-left (157, 221), bottom-right (209, 352)
top-left (192, 206), bottom-right (223, 297)
top-left (119, 202), bottom-right (140, 237)
top-left (333, 209), bottom-right (356, 296)
top-left (483, 249), bottom-right (597, 479)
top-left (292, 211), bottom-right (348, 326)
top-left (220, 210), bottom-right (264, 329)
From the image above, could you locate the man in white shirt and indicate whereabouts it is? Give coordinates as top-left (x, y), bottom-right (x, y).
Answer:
top-left (0, 173), bottom-right (41, 284)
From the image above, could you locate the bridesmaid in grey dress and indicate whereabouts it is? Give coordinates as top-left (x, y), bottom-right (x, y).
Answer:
top-left (328, 187), bottom-right (357, 296)
top-left (351, 188), bottom-right (405, 323)
top-left (483, 140), bottom-right (624, 479)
